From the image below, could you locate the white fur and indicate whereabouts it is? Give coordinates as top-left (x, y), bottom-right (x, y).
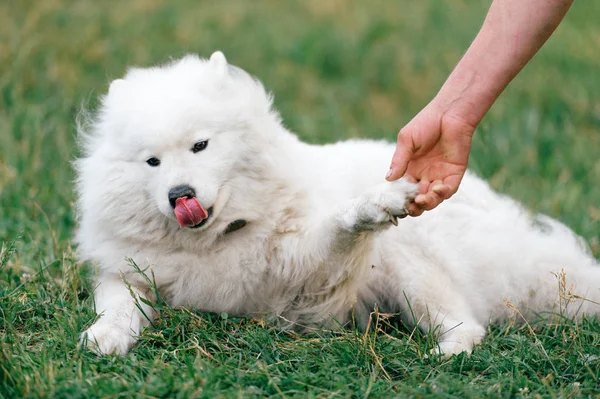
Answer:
top-left (76, 53), bottom-right (600, 356)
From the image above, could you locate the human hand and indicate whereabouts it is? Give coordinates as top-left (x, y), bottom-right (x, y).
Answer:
top-left (386, 104), bottom-right (475, 216)
top-left (383, 0), bottom-right (573, 217)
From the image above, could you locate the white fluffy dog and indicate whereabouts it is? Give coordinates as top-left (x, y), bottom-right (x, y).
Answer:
top-left (76, 52), bottom-right (599, 356)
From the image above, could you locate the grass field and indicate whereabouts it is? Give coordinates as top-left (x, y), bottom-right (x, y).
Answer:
top-left (1, 1), bottom-right (600, 397)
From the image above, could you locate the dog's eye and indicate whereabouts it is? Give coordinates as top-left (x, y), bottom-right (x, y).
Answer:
top-left (146, 157), bottom-right (161, 167)
top-left (192, 140), bottom-right (208, 153)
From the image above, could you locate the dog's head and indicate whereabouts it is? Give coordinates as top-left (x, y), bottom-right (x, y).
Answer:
top-left (76, 52), bottom-right (282, 245)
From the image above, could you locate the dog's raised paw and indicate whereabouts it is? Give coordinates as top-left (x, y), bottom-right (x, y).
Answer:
top-left (342, 178), bottom-right (418, 231)
top-left (375, 178), bottom-right (419, 221)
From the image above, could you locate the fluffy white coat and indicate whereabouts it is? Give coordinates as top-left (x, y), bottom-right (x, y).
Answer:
top-left (76, 52), bottom-right (600, 356)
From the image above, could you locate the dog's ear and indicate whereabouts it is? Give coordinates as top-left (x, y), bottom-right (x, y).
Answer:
top-left (108, 79), bottom-right (126, 96)
top-left (209, 51), bottom-right (228, 76)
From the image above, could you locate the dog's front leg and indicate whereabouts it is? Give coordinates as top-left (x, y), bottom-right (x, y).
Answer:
top-left (338, 179), bottom-right (418, 233)
top-left (291, 179), bottom-right (418, 269)
top-left (81, 273), bottom-right (155, 355)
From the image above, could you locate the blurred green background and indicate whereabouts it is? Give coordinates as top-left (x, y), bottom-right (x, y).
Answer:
top-left (1, 1), bottom-right (599, 397)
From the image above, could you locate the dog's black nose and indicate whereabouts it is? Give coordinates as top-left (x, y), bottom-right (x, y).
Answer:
top-left (168, 185), bottom-right (196, 208)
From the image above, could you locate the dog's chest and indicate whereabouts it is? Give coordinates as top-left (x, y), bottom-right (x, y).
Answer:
top-left (156, 241), bottom-right (297, 314)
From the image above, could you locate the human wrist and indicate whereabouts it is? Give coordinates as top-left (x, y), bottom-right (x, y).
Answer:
top-left (429, 0), bottom-right (574, 129)
top-left (428, 71), bottom-right (487, 132)
top-left (429, 44), bottom-right (517, 130)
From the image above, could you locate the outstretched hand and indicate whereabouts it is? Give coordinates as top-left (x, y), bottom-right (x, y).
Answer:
top-left (384, 0), bottom-right (573, 217)
top-left (386, 104), bottom-right (475, 216)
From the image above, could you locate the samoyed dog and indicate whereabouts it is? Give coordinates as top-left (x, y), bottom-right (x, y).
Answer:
top-left (76, 52), bottom-right (599, 356)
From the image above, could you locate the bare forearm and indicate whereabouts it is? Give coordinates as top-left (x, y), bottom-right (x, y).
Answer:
top-left (433, 0), bottom-right (573, 127)
top-left (388, 0), bottom-right (573, 211)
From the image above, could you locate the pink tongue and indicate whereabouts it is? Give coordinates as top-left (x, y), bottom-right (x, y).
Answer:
top-left (174, 197), bottom-right (208, 228)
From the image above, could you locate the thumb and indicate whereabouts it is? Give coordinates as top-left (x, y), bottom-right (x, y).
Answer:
top-left (386, 129), bottom-right (415, 181)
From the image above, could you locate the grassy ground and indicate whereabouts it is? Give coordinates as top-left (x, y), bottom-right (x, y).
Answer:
top-left (1, 0), bottom-right (600, 397)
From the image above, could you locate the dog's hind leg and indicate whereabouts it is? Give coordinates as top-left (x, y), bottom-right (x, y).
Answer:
top-left (567, 264), bottom-right (600, 318)
top-left (380, 259), bottom-right (486, 357)
top-left (521, 260), bottom-right (600, 320)
top-left (493, 214), bottom-right (600, 322)
top-left (407, 291), bottom-right (487, 357)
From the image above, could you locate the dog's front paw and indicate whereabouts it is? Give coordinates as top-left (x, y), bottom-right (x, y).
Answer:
top-left (81, 323), bottom-right (136, 355)
top-left (433, 323), bottom-right (486, 358)
top-left (372, 178), bottom-right (419, 223)
top-left (342, 179), bottom-right (418, 231)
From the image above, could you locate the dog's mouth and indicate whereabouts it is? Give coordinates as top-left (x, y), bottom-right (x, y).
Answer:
top-left (173, 196), bottom-right (213, 229)
top-left (189, 206), bottom-right (214, 229)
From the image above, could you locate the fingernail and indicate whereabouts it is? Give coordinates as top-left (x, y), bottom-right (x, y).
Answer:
top-left (385, 168), bottom-right (393, 180)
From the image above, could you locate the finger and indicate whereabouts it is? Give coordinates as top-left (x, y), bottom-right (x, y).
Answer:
top-left (415, 190), bottom-right (444, 211)
top-left (386, 129), bottom-right (415, 181)
top-left (414, 194), bottom-right (427, 206)
top-left (410, 181), bottom-right (431, 214)
top-left (407, 202), bottom-right (424, 217)
top-left (442, 175), bottom-right (463, 199)
top-left (418, 180), bottom-right (430, 195)
top-left (415, 179), bottom-right (447, 210)
top-left (424, 193), bottom-right (443, 211)
top-left (431, 183), bottom-right (451, 200)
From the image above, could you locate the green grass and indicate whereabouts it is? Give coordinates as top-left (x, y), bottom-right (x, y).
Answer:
top-left (1, 1), bottom-right (600, 397)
